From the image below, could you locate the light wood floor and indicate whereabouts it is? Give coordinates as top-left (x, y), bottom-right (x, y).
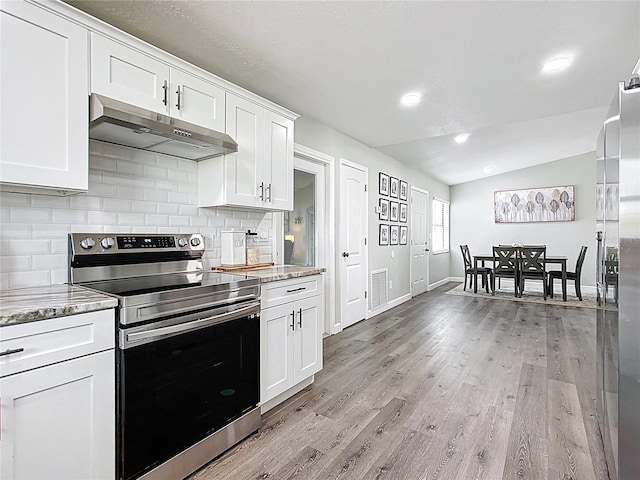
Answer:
top-left (190, 283), bottom-right (610, 480)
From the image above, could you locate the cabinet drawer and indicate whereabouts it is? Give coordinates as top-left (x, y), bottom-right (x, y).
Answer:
top-left (0, 310), bottom-right (114, 377)
top-left (261, 275), bottom-right (322, 309)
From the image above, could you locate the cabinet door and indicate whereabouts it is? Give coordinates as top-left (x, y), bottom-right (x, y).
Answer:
top-left (294, 295), bottom-right (323, 382)
top-left (225, 93), bottom-right (263, 208)
top-left (170, 68), bottom-right (225, 132)
top-left (264, 110), bottom-right (294, 210)
top-left (261, 303), bottom-right (295, 403)
top-left (0, 350), bottom-right (115, 480)
top-left (0, 1), bottom-right (88, 193)
top-left (91, 33), bottom-right (170, 115)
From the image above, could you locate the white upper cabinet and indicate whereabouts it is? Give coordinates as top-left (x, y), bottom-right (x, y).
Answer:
top-left (198, 92), bottom-right (294, 210)
top-left (0, 0), bottom-right (88, 194)
top-left (91, 34), bottom-right (225, 132)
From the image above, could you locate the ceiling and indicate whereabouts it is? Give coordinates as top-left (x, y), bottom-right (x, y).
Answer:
top-left (66, 1), bottom-right (640, 185)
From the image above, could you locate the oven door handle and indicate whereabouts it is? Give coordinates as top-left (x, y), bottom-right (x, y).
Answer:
top-left (122, 303), bottom-right (259, 348)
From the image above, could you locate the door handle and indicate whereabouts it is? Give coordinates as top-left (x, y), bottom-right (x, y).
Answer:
top-left (258, 182), bottom-right (265, 201)
top-left (175, 86), bottom-right (182, 110)
top-left (425, 249), bottom-right (429, 252)
top-left (266, 183), bottom-right (272, 202)
top-left (162, 80), bottom-right (168, 106)
top-left (297, 308), bottom-right (303, 328)
top-left (342, 252), bottom-right (350, 258)
top-left (0, 348), bottom-right (24, 357)
top-left (290, 311), bottom-right (295, 331)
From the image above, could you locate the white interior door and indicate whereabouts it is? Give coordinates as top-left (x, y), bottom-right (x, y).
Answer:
top-left (339, 160), bottom-right (367, 329)
top-left (411, 187), bottom-right (429, 296)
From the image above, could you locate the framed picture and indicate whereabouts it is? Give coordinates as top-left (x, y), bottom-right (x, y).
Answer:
top-left (379, 198), bottom-right (389, 220)
top-left (494, 185), bottom-right (575, 223)
top-left (379, 172), bottom-right (389, 196)
top-left (390, 225), bottom-right (399, 245)
top-left (399, 180), bottom-right (408, 201)
top-left (400, 226), bottom-right (408, 245)
top-left (390, 177), bottom-right (399, 198)
top-left (390, 201), bottom-right (399, 222)
top-left (379, 224), bottom-right (389, 245)
top-left (399, 203), bottom-right (407, 223)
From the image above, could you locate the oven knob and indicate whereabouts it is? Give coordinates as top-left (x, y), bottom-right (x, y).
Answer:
top-left (178, 237), bottom-right (188, 247)
top-left (79, 237), bottom-right (95, 250)
top-left (101, 237), bottom-right (115, 249)
top-left (190, 237), bottom-right (201, 247)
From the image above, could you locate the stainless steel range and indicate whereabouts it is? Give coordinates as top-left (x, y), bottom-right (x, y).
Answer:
top-left (68, 233), bottom-right (261, 480)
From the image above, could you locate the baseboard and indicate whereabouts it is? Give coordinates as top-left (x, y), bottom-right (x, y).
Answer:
top-left (367, 292), bottom-right (412, 319)
top-left (428, 277), bottom-right (454, 290)
top-left (449, 276), bottom-right (464, 283)
top-left (260, 376), bottom-right (314, 414)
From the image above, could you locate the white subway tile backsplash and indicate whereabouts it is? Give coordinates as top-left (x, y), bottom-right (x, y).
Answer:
top-left (8, 239), bottom-right (50, 255)
top-left (32, 253), bottom-right (67, 269)
top-left (10, 207), bottom-right (51, 224)
top-left (144, 189), bottom-right (169, 203)
top-left (116, 160), bottom-right (145, 176)
top-left (157, 203), bottom-right (179, 215)
top-left (144, 214), bottom-right (169, 226)
top-left (88, 210), bottom-right (119, 225)
top-left (103, 198), bottom-right (132, 212)
top-left (0, 143), bottom-right (272, 289)
top-left (10, 270), bottom-right (50, 288)
top-left (144, 165), bottom-right (167, 179)
top-left (70, 195), bottom-right (103, 211)
top-left (0, 255), bottom-right (30, 272)
top-left (52, 209), bottom-right (88, 224)
top-left (118, 213), bottom-right (146, 225)
top-left (132, 201), bottom-right (157, 214)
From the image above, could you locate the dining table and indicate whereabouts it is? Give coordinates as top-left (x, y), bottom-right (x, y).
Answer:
top-left (473, 254), bottom-right (568, 301)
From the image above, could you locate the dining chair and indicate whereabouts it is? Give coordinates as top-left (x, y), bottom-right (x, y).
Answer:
top-left (519, 245), bottom-right (547, 299)
top-left (460, 245), bottom-right (491, 293)
top-left (548, 245), bottom-right (587, 301)
top-left (491, 246), bottom-right (520, 297)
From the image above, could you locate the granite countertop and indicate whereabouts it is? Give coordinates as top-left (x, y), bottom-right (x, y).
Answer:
top-left (235, 265), bottom-right (326, 283)
top-left (0, 284), bottom-right (118, 327)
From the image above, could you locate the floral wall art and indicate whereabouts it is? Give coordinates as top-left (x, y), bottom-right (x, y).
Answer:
top-left (494, 185), bottom-right (575, 223)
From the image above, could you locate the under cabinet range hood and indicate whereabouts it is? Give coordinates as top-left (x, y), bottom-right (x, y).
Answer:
top-left (89, 94), bottom-right (238, 161)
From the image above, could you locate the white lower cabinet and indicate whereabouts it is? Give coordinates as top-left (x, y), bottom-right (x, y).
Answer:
top-left (261, 281), bottom-right (323, 406)
top-left (0, 310), bottom-right (115, 480)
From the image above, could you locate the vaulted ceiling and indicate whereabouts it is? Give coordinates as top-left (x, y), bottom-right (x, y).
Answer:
top-left (67, 0), bottom-right (640, 185)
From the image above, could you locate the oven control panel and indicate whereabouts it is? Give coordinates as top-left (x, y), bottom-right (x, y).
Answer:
top-left (69, 233), bottom-right (205, 255)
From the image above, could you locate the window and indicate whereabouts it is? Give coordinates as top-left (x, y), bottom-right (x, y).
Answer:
top-left (432, 198), bottom-right (449, 254)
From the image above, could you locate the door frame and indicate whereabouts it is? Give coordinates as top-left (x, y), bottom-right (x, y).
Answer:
top-left (410, 185), bottom-right (429, 296)
top-left (273, 143), bottom-right (336, 335)
top-left (338, 157), bottom-right (368, 333)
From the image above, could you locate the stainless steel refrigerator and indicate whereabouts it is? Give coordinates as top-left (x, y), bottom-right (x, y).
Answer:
top-left (596, 74), bottom-right (640, 480)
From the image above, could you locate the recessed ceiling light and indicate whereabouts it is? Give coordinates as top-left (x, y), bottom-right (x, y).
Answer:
top-left (400, 92), bottom-right (422, 107)
top-left (483, 165), bottom-right (495, 174)
top-left (542, 56), bottom-right (572, 73)
top-left (454, 133), bottom-right (469, 144)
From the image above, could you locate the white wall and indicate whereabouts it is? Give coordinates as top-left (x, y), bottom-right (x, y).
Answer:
top-left (294, 115), bottom-right (450, 310)
top-left (450, 151), bottom-right (597, 288)
top-left (0, 140), bottom-right (272, 290)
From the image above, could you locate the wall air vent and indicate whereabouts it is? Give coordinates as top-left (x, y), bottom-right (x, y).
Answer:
top-left (370, 269), bottom-right (388, 310)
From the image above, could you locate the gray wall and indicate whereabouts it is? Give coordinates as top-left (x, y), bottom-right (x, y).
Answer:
top-left (295, 115), bottom-right (450, 308)
top-left (450, 151), bottom-right (597, 289)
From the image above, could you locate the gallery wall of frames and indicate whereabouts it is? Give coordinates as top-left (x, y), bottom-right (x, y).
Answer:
top-left (378, 172), bottom-right (408, 246)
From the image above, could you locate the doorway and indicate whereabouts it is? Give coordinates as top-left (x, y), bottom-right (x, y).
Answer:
top-left (410, 186), bottom-right (429, 296)
top-left (339, 159), bottom-right (368, 329)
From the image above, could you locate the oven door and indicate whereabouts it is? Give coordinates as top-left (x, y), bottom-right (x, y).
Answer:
top-left (118, 302), bottom-right (260, 480)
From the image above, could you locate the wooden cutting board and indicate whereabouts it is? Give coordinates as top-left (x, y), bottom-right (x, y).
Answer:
top-left (212, 262), bottom-right (275, 272)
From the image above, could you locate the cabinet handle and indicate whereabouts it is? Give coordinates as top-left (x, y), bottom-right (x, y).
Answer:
top-left (286, 287), bottom-right (306, 293)
top-left (0, 348), bottom-right (24, 357)
top-left (176, 86), bottom-right (182, 110)
top-left (162, 80), bottom-right (168, 106)
top-left (258, 182), bottom-right (265, 201)
top-left (298, 308), bottom-right (303, 328)
top-left (290, 311), bottom-right (296, 331)
top-left (266, 183), bottom-right (272, 202)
